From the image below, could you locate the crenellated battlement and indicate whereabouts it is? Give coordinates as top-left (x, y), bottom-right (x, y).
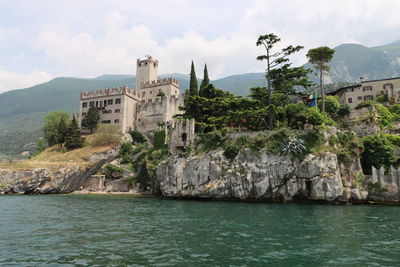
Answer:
top-left (140, 77), bottom-right (180, 89)
top-left (80, 86), bottom-right (141, 100)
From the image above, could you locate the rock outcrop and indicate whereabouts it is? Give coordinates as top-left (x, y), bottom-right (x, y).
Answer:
top-left (157, 149), bottom-right (370, 203)
top-left (0, 149), bottom-right (117, 194)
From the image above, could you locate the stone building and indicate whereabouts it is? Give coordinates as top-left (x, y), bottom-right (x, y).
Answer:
top-left (328, 77), bottom-right (400, 108)
top-left (79, 55), bottom-right (194, 152)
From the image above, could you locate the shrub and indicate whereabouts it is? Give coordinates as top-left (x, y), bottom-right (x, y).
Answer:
top-left (103, 164), bottom-right (123, 179)
top-left (361, 134), bottom-right (397, 171)
top-left (337, 132), bottom-right (355, 147)
top-left (224, 144), bottom-right (240, 160)
top-left (337, 149), bottom-right (352, 164)
top-left (282, 103), bottom-right (308, 129)
top-left (384, 134), bottom-right (400, 147)
top-left (266, 128), bottom-right (290, 154)
top-left (320, 95), bottom-right (340, 117)
top-left (337, 104), bottom-right (350, 117)
top-left (153, 131), bottom-right (166, 149)
top-left (129, 130), bottom-right (147, 144)
top-left (91, 125), bottom-right (121, 146)
top-left (376, 91), bottom-right (388, 103)
top-left (196, 131), bottom-right (227, 152)
top-left (300, 130), bottom-right (324, 154)
top-left (355, 100), bottom-right (374, 110)
top-left (281, 135), bottom-right (306, 158)
top-left (374, 103), bottom-right (394, 127)
top-left (388, 104), bottom-right (400, 121)
top-left (157, 91), bottom-right (165, 97)
top-left (118, 142), bottom-right (134, 164)
top-left (306, 108), bottom-right (335, 126)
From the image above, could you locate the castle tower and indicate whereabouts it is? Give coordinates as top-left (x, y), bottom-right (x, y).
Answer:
top-left (136, 55), bottom-right (158, 90)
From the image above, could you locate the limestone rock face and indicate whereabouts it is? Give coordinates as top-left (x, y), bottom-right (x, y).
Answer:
top-left (157, 149), bottom-right (350, 202)
top-left (0, 149), bottom-right (117, 194)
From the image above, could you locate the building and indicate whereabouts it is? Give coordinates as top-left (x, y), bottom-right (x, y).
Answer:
top-left (79, 56), bottom-right (184, 133)
top-left (328, 77), bottom-right (400, 108)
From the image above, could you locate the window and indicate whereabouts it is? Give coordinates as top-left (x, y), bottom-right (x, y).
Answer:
top-left (115, 98), bottom-right (121, 104)
top-left (108, 99), bottom-right (113, 105)
top-left (150, 90), bottom-right (153, 94)
top-left (82, 102), bottom-right (88, 108)
top-left (114, 119), bottom-right (119, 123)
top-left (358, 96), bottom-right (363, 100)
top-left (363, 86), bottom-right (372, 91)
top-left (102, 110), bottom-right (112, 114)
top-left (89, 101), bottom-right (94, 107)
top-left (348, 98), bottom-right (352, 104)
top-left (364, 95), bottom-right (374, 101)
top-left (383, 83), bottom-right (394, 89)
top-left (96, 101), bottom-right (99, 107)
top-left (115, 109), bottom-right (120, 113)
top-left (101, 120), bottom-right (111, 124)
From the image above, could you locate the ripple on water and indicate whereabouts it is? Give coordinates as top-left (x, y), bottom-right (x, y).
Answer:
top-left (0, 195), bottom-right (400, 266)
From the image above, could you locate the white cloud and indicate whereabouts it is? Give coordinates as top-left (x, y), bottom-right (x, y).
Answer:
top-left (0, 69), bottom-right (52, 93)
top-left (0, 27), bottom-right (22, 40)
top-left (2, 0), bottom-right (400, 92)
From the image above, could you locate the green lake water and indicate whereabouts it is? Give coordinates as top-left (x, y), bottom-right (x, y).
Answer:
top-left (0, 195), bottom-right (399, 266)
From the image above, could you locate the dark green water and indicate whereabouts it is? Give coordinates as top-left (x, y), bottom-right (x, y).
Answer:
top-left (1, 195), bottom-right (400, 266)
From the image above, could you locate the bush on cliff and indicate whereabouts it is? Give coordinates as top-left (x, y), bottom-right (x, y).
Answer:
top-left (129, 130), bottom-right (147, 144)
top-left (223, 144), bottom-right (240, 160)
top-left (361, 134), bottom-right (397, 172)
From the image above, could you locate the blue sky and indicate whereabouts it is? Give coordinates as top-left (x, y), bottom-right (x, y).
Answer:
top-left (1, 0), bottom-right (400, 92)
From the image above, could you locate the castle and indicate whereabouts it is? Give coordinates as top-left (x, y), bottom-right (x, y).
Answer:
top-left (79, 56), bottom-right (194, 151)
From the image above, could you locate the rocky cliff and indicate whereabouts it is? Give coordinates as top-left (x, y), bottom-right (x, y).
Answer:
top-left (157, 149), bottom-right (372, 203)
top-left (0, 149), bottom-right (117, 194)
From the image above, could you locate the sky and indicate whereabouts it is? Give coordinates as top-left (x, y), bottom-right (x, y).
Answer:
top-left (0, 0), bottom-right (400, 93)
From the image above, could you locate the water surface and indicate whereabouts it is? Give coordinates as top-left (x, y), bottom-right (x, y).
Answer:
top-left (1, 195), bottom-right (399, 266)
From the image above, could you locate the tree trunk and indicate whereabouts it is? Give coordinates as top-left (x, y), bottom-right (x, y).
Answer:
top-left (320, 67), bottom-right (325, 112)
top-left (267, 50), bottom-right (273, 130)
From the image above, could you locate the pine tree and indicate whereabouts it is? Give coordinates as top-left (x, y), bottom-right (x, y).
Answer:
top-left (200, 64), bottom-right (210, 89)
top-left (82, 105), bottom-right (100, 133)
top-left (65, 115), bottom-right (83, 150)
top-left (189, 60), bottom-right (198, 95)
top-left (57, 117), bottom-right (68, 145)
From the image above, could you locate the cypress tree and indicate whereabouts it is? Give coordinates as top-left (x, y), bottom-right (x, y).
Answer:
top-left (200, 64), bottom-right (210, 89)
top-left (189, 60), bottom-right (198, 95)
top-left (82, 105), bottom-right (100, 133)
top-left (65, 115), bottom-right (83, 150)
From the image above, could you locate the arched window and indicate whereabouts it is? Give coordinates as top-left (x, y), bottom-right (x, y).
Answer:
top-left (182, 133), bottom-right (187, 142)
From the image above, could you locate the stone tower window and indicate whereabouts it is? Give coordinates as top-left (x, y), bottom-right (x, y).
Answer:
top-left (182, 133), bottom-right (187, 142)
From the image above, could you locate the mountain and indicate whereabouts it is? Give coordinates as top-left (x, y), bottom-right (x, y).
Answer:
top-left (0, 73), bottom-right (264, 158)
top-left (305, 41), bottom-right (400, 84)
top-left (2, 39), bottom-right (400, 157)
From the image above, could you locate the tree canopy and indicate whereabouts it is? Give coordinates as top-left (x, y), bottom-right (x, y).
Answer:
top-left (82, 105), bottom-right (100, 134)
top-left (306, 46), bottom-right (335, 112)
top-left (43, 110), bottom-right (70, 146)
